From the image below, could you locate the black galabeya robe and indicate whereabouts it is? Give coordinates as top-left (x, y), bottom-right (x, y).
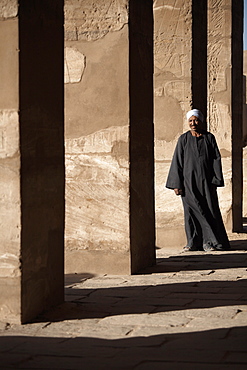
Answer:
top-left (166, 130), bottom-right (230, 250)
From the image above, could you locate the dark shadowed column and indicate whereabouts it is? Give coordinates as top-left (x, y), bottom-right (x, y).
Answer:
top-left (129, 0), bottom-right (156, 273)
top-left (232, 0), bottom-right (243, 232)
top-left (192, 0), bottom-right (207, 127)
top-left (19, 0), bottom-right (64, 323)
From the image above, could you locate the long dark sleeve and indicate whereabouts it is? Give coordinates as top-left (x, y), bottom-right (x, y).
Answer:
top-left (210, 135), bottom-right (225, 187)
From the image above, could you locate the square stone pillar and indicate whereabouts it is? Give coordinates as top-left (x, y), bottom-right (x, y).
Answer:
top-left (0, 0), bottom-right (64, 324)
top-left (232, 0), bottom-right (243, 231)
top-left (64, 0), bottom-right (155, 274)
top-left (192, 0), bottom-right (207, 125)
top-left (207, 0), bottom-right (243, 232)
top-left (129, 0), bottom-right (155, 273)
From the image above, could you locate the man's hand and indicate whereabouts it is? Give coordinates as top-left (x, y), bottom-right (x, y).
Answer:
top-left (174, 188), bottom-right (183, 196)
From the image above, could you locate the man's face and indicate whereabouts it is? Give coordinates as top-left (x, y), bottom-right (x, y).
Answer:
top-left (188, 115), bottom-right (202, 132)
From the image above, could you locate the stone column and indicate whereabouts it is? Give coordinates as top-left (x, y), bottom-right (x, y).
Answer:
top-left (0, 0), bottom-right (64, 324)
top-left (129, 0), bottom-right (155, 273)
top-left (64, 0), bottom-right (155, 274)
top-left (232, 0), bottom-right (243, 231)
top-left (192, 0), bottom-right (207, 125)
top-left (207, 0), bottom-right (243, 232)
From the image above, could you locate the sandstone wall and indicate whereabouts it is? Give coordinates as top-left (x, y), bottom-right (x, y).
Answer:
top-left (154, 0), bottom-right (192, 247)
top-left (207, 0), bottom-right (232, 229)
top-left (154, 0), bottom-right (239, 247)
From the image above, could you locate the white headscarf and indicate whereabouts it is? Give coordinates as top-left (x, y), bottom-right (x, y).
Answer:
top-left (186, 109), bottom-right (204, 123)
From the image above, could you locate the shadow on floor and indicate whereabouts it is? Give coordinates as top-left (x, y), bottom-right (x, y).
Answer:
top-left (33, 278), bottom-right (247, 323)
top-left (230, 239), bottom-right (247, 250)
top-left (139, 251), bottom-right (247, 274)
top-left (1, 326), bottom-right (247, 369)
top-left (30, 250), bottom-right (247, 323)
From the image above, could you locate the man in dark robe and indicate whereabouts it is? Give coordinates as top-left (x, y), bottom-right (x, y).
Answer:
top-left (166, 109), bottom-right (230, 252)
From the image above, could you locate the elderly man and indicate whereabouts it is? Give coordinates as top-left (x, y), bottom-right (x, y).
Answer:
top-left (166, 109), bottom-right (230, 252)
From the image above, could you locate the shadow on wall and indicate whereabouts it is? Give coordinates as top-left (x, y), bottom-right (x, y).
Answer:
top-left (1, 327), bottom-right (246, 368)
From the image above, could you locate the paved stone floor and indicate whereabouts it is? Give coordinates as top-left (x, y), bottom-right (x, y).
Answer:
top-left (1, 233), bottom-right (247, 369)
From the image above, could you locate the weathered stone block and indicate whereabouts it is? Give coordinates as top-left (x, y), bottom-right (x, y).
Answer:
top-left (65, 47), bottom-right (86, 84)
top-left (0, 19), bottom-right (18, 109)
top-left (0, 110), bottom-right (19, 158)
top-left (0, 0), bottom-right (18, 19)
